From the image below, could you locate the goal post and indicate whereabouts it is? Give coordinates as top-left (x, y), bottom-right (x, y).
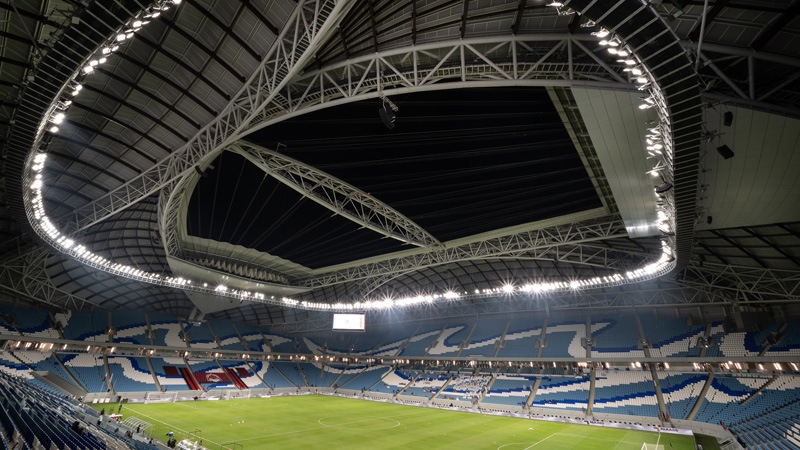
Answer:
top-left (224, 390), bottom-right (251, 400)
top-left (640, 444), bottom-right (664, 450)
top-left (641, 427), bottom-right (665, 450)
top-left (145, 391), bottom-right (177, 403)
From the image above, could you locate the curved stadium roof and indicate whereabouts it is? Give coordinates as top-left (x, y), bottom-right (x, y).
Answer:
top-left (0, 0), bottom-right (799, 330)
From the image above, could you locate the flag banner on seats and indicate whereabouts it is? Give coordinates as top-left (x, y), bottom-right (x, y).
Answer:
top-left (194, 372), bottom-right (231, 384)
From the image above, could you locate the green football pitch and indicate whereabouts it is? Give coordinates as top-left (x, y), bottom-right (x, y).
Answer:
top-left (99, 395), bottom-right (700, 449)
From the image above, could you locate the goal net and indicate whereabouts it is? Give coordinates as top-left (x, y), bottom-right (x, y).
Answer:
top-left (640, 444), bottom-right (664, 450)
top-left (225, 390), bottom-right (251, 400)
top-left (145, 392), bottom-right (177, 403)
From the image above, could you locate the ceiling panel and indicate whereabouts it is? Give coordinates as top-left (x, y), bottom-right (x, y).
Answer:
top-left (698, 106), bottom-right (800, 230)
top-left (572, 87), bottom-right (660, 238)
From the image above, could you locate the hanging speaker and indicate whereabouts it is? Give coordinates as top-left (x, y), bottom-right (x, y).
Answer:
top-left (716, 144), bottom-right (734, 159)
top-left (723, 111), bottom-right (733, 127)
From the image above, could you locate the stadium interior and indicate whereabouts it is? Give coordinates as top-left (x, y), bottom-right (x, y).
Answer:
top-left (0, 0), bottom-right (799, 449)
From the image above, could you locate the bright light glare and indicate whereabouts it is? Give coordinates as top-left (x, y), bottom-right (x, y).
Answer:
top-left (593, 29), bottom-right (610, 38)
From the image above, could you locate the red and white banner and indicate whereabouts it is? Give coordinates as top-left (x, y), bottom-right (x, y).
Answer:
top-left (193, 372), bottom-right (231, 384)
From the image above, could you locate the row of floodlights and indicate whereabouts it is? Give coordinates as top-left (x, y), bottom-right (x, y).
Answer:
top-left (26, 5), bottom-right (679, 311)
top-left (593, 27), bottom-right (678, 237)
top-left (29, 154), bottom-right (273, 301)
top-left (29, 151), bottom-right (676, 310)
top-left (45, 0), bottom-right (181, 134)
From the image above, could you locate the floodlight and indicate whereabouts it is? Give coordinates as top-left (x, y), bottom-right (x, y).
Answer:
top-left (379, 98), bottom-right (397, 130)
top-left (655, 182), bottom-right (673, 194)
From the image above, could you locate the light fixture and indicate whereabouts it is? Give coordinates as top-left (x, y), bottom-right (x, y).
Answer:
top-left (655, 182), bottom-right (673, 194)
top-left (592, 28), bottom-right (610, 38)
top-left (379, 97), bottom-right (397, 130)
top-left (23, 0), bottom-right (679, 313)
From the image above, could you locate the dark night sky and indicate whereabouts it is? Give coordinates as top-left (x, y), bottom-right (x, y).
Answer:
top-left (187, 87), bottom-right (601, 268)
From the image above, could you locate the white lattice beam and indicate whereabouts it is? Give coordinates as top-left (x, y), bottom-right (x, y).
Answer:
top-left (73, 33), bottom-right (635, 237)
top-left (65, 0), bottom-right (352, 233)
top-left (230, 142), bottom-right (441, 248)
top-left (0, 247), bottom-right (92, 310)
top-left (301, 213), bottom-right (631, 288)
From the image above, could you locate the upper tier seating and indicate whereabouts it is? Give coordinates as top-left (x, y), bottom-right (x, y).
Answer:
top-left (61, 354), bottom-right (108, 392)
top-left (400, 323), bottom-right (446, 356)
top-left (106, 356), bottom-right (156, 392)
top-left (111, 309), bottom-right (151, 345)
top-left (184, 322), bottom-right (217, 349)
top-left (638, 314), bottom-right (706, 358)
top-left (61, 310), bottom-right (108, 341)
top-left (464, 318), bottom-right (508, 357)
top-left (4, 305), bottom-right (60, 339)
top-left (427, 323), bottom-right (471, 357)
top-left (590, 315), bottom-right (645, 358)
top-left (208, 320), bottom-right (246, 350)
top-left (496, 317), bottom-right (544, 358)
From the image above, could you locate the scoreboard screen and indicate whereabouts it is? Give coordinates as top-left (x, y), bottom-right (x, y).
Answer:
top-left (332, 313), bottom-right (365, 331)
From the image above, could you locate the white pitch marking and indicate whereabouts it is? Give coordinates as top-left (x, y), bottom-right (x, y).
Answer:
top-left (523, 433), bottom-right (556, 449)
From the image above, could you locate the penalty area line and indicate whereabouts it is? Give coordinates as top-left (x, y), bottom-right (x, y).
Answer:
top-left (123, 406), bottom-right (224, 448)
top-left (524, 433), bottom-right (556, 449)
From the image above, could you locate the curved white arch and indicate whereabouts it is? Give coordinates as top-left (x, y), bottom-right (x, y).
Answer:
top-left (21, 1), bottom-right (686, 311)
